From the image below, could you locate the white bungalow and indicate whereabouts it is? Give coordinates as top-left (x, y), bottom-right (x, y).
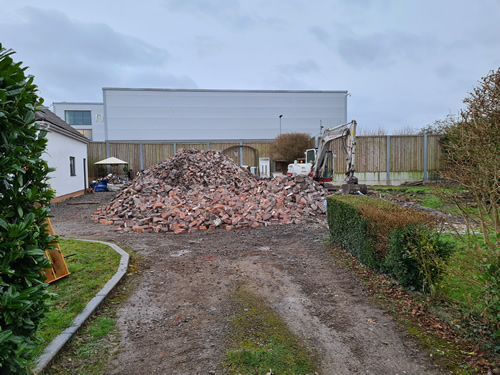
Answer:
top-left (35, 109), bottom-right (89, 202)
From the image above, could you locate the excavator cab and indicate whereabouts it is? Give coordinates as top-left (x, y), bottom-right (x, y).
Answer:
top-left (305, 148), bottom-right (334, 183)
top-left (317, 150), bottom-right (334, 182)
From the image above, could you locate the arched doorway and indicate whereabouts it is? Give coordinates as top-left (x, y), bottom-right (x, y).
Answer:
top-left (222, 145), bottom-right (259, 170)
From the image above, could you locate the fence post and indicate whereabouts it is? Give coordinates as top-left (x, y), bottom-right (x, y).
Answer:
top-left (239, 141), bottom-right (243, 166)
top-left (174, 143), bottom-right (177, 154)
top-left (105, 141), bottom-right (110, 174)
top-left (423, 133), bottom-right (428, 182)
top-left (206, 142), bottom-right (210, 151)
top-left (139, 143), bottom-right (143, 171)
top-left (386, 135), bottom-right (391, 185)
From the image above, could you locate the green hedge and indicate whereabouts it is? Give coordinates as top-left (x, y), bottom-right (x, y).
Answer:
top-left (327, 198), bottom-right (379, 269)
top-left (0, 44), bottom-right (55, 374)
top-left (327, 195), bottom-right (452, 292)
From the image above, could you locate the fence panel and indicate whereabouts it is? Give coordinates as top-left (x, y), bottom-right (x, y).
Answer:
top-left (108, 143), bottom-right (141, 176)
top-left (142, 144), bottom-right (175, 169)
top-left (88, 142), bottom-right (106, 180)
top-left (390, 136), bottom-right (424, 172)
top-left (355, 136), bottom-right (387, 172)
top-left (176, 143), bottom-right (206, 151)
top-left (427, 135), bottom-right (443, 170)
top-left (86, 135), bottom-right (445, 181)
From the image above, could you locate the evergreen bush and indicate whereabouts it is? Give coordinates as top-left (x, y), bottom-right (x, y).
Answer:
top-left (384, 224), bottom-right (453, 293)
top-left (327, 197), bottom-right (378, 269)
top-left (0, 43), bottom-right (55, 374)
top-left (327, 195), bottom-right (452, 293)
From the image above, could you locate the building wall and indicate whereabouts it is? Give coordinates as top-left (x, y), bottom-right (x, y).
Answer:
top-left (43, 131), bottom-right (88, 197)
top-left (52, 102), bottom-right (105, 141)
top-left (102, 88), bottom-right (348, 142)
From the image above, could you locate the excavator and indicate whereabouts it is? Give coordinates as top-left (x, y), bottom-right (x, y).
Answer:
top-left (287, 120), bottom-right (367, 195)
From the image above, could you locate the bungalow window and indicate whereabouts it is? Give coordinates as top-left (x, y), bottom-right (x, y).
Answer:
top-left (70, 156), bottom-right (76, 176)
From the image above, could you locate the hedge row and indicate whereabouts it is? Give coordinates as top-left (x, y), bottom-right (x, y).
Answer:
top-left (327, 195), bottom-right (453, 293)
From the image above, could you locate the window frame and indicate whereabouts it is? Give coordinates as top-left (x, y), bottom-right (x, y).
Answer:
top-left (70, 156), bottom-right (76, 176)
top-left (65, 110), bottom-right (92, 125)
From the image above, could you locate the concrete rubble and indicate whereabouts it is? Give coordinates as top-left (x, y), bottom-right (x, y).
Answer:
top-left (93, 149), bottom-right (329, 234)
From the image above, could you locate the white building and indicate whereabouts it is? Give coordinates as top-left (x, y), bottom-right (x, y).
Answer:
top-left (53, 88), bottom-right (348, 142)
top-left (36, 109), bottom-right (89, 201)
top-left (51, 102), bottom-right (104, 141)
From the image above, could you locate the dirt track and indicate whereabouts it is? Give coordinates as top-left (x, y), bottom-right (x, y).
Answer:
top-left (49, 191), bottom-right (446, 374)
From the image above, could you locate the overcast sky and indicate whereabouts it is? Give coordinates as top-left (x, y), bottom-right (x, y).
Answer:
top-left (1, 0), bottom-right (499, 134)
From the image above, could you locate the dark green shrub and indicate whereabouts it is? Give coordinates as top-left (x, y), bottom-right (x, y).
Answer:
top-left (0, 44), bottom-right (55, 373)
top-left (384, 224), bottom-right (453, 293)
top-left (327, 197), bottom-right (379, 269)
top-left (480, 251), bottom-right (500, 330)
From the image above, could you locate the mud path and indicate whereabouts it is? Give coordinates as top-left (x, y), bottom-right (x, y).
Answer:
top-left (49, 192), bottom-right (445, 374)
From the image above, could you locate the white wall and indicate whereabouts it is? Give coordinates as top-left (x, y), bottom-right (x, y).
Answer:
top-left (103, 89), bottom-right (348, 142)
top-left (43, 131), bottom-right (88, 197)
top-left (52, 102), bottom-right (105, 141)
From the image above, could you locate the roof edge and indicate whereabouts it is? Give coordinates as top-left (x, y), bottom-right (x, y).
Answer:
top-left (102, 88), bottom-right (348, 94)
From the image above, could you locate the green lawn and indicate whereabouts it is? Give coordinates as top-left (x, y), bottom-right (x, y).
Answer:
top-left (32, 238), bottom-right (121, 359)
top-left (370, 186), bottom-right (454, 212)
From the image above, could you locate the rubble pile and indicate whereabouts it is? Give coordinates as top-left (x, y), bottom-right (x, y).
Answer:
top-left (93, 149), bottom-right (329, 234)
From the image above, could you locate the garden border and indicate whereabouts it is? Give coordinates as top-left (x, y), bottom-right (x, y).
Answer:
top-left (35, 240), bottom-right (129, 373)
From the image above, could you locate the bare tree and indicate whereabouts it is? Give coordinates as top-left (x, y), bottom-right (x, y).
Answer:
top-left (439, 68), bottom-right (500, 255)
top-left (393, 125), bottom-right (418, 135)
top-left (269, 133), bottom-right (313, 163)
top-left (419, 113), bottom-right (457, 135)
top-left (357, 126), bottom-right (387, 136)
top-left (436, 68), bottom-right (500, 323)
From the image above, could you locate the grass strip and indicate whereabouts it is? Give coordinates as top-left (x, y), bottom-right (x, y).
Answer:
top-left (224, 285), bottom-right (317, 375)
top-left (32, 238), bottom-right (121, 359)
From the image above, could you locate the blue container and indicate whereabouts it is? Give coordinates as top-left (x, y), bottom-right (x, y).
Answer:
top-left (94, 183), bottom-right (108, 192)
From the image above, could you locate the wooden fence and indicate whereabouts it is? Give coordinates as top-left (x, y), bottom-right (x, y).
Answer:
top-left (88, 141), bottom-right (272, 180)
top-left (87, 135), bottom-right (444, 184)
top-left (331, 135), bottom-right (443, 172)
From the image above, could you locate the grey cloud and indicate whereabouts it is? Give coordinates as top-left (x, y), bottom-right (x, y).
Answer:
top-left (166, 0), bottom-right (240, 15)
top-left (337, 32), bottom-right (438, 68)
top-left (435, 63), bottom-right (456, 79)
top-left (164, 0), bottom-right (256, 30)
top-left (265, 75), bottom-right (313, 90)
top-left (310, 26), bottom-right (331, 44)
top-left (276, 60), bottom-right (321, 75)
top-left (16, 7), bottom-right (170, 66)
top-left (0, 7), bottom-right (197, 103)
top-left (194, 36), bottom-right (224, 58)
top-left (264, 60), bottom-right (322, 91)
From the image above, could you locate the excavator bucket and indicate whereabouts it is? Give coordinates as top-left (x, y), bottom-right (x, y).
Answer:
top-left (342, 183), bottom-right (368, 195)
top-left (42, 218), bottom-right (70, 283)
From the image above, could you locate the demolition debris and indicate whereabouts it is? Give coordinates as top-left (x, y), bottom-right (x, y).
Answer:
top-left (93, 149), bottom-right (329, 234)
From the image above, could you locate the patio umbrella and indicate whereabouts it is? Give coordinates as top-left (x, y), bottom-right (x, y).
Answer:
top-left (94, 157), bottom-right (128, 165)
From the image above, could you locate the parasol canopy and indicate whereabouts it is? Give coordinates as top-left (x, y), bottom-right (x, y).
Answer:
top-left (94, 157), bottom-right (128, 165)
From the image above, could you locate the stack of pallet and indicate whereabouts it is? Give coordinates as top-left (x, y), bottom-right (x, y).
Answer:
top-left (93, 149), bottom-right (329, 234)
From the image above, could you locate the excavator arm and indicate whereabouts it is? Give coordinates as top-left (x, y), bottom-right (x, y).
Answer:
top-left (312, 120), bottom-right (356, 181)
